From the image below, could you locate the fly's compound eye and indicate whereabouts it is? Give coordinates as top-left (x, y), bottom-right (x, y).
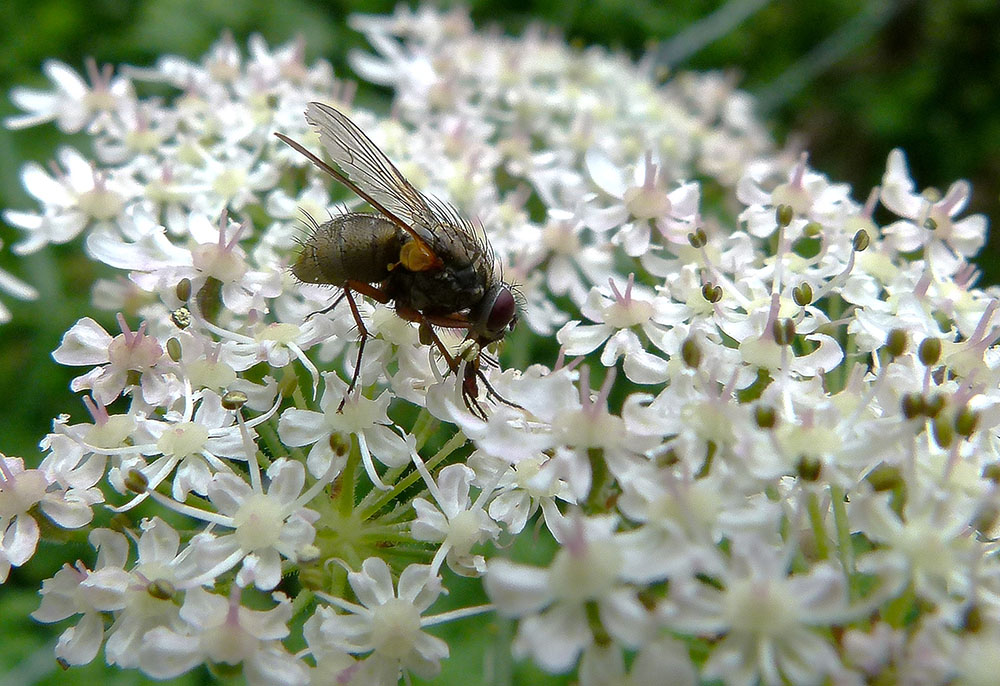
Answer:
top-left (486, 287), bottom-right (517, 337)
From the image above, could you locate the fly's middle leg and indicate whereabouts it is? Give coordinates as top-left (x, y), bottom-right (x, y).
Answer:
top-left (337, 280), bottom-right (391, 413)
top-left (340, 288), bottom-right (369, 413)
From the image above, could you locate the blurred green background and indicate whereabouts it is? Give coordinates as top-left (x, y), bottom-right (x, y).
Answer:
top-left (0, 0), bottom-right (998, 684)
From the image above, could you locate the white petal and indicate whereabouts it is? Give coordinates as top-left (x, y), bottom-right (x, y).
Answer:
top-left (556, 321), bottom-right (612, 355)
top-left (351, 557), bottom-right (396, 608)
top-left (43, 60), bottom-right (88, 97)
top-left (276, 408), bottom-right (329, 447)
top-left (585, 149), bottom-right (626, 198)
top-left (266, 458), bottom-right (305, 505)
top-left (54, 612), bottom-right (105, 665)
top-left (51, 317), bottom-right (113, 365)
top-left (483, 558), bottom-right (551, 616)
top-left (514, 604), bottom-right (590, 673)
top-left (139, 627), bottom-right (203, 679)
top-left (397, 563), bottom-right (441, 611)
top-left (622, 349), bottom-right (670, 384)
top-left (2, 514), bottom-right (40, 566)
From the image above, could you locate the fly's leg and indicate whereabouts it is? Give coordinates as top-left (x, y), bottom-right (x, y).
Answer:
top-left (473, 363), bottom-right (524, 411)
top-left (397, 306), bottom-right (524, 417)
top-left (306, 291), bottom-right (346, 320)
top-left (416, 320), bottom-right (458, 371)
top-left (419, 322), bottom-right (508, 418)
top-left (338, 280), bottom-right (391, 413)
top-left (414, 320), bottom-right (486, 417)
top-left (461, 365), bottom-right (488, 421)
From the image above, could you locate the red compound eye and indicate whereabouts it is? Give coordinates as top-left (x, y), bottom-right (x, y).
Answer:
top-left (487, 287), bottom-right (516, 334)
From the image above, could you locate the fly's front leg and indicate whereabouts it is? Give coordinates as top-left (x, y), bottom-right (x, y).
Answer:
top-left (461, 363), bottom-right (489, 420)
top-left (416, 320), bottom-right (459, 372)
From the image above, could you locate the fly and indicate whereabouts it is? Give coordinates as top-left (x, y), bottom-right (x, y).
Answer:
top-left (275, 102), bottom-right (519, 418)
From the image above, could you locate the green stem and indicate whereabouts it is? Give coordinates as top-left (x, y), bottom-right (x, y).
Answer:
top-left (361, 531), bottom-right (418, 545)
top-left (806, 490), bottom-right (830, 560)
top-left (359, 430), bottom-right (467, 520)
top-left (830, 485), bottom-right (853, 586)
top-left (255, 420), bottom-right (286, 462)
top-left (338, 436), bottom-right (360, 518)
top-left (411, 408), bottom-right (440, 451)
top-left (586, 448), bottom-right (609, 511)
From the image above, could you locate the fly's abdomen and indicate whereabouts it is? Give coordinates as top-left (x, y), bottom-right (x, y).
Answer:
top-left (292, 213), bottom-right (403, 285)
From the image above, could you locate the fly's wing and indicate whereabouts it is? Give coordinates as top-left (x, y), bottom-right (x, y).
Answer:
top-left (305, 102), bottom-right (440, 247)
top-left (303, 102), bottom-right (496, 277)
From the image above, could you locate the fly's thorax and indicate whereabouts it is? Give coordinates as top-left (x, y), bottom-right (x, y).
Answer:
top-left (388, 259), bottom-right (486, 314)
top-left (291, 213), bottom-right (403, 285)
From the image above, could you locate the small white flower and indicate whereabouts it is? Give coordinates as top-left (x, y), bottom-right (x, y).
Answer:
top-left (309, 558), bottom-right (450, 683)
top-left (139, 586), bottom-right (308, 686)
top-left (190, 458), bottom-right (321, 591)
top-left (278, 372), bottom-right (410, 482)
top-left (93, 520), bottom-right (197, 669)
top-left (558, 275), bottom-right (679, 384)
top-left (6, 58), bottom-right (134, 133)
top-left (485, 507), bottom-right (654, 673)
top-left (411, 463), bottom-right (501, 576)
top-left (0, 454), bottom-right (98, 581)
top-left (3, 146), bottom-right (140, 254)
top-left (32, 529), bottom-right (132, 665)
top-left (660, 534), bottom-right (858, 686)
top-left (881, 148), bottom-right (987, 257)
top-left (52, 314), bottom-right (176, 406)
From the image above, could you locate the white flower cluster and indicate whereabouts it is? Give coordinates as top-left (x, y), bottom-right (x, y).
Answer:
top-left (3, 5), bottom-right (999, 686)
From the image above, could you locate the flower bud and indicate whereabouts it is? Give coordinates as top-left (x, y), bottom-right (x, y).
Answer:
top-left (166, 337), bottom-right (182, 362)
top-left (932, 414), bottom-right (954, 449)
top-left (125, 469), bottom-right (149, 494)
top-left (776, 204), bottom-right (794, 227)
top-left (901, 393), bottom-right (925, 419)
top-left (702, 283), bottom-right (722, 303)
top-left (221, 390), bottom-right (248, 410)
top-left (796, 455), bottom-right (821, 481)
top-left (884, 328), bottom-right (908, 358)
top-left (792, 283), bottom-right (812, 306)
top-left (176, 278), bottom-right (192, 302)
top-left (754, 404), bottom-right (777, 429)
top-left (955, 406), bottom-right (980, 438)
top-left (681, 336), bottom-right (701, 369)
top-left (962, 603), bottom-right (984, 633)
top-left (982, 462), bottom-right (1000, 484)
top-left (147, 579), bottom-right (177, 600)
top-left (772, 318), bottom-right (796, 346)
top-left (865, 463), bottom-right (902, 492)
top-left (923, 393), bottom-right (945, 418)
top-left (918, 337), bottom-right (941, 366)
top-left (852, 229), bottom-right (870, 251)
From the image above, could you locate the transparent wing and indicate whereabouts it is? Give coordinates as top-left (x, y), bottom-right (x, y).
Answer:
top-left (305, 102), bottom-right (438, 244)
